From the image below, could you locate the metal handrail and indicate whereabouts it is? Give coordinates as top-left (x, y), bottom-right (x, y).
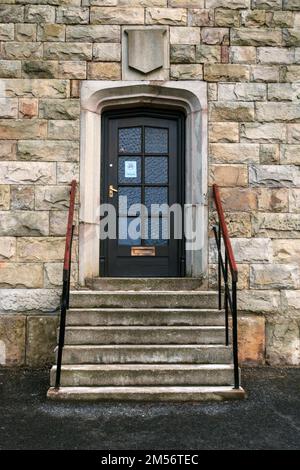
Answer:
top-left (55, 180), bottom-right (77, 389)
top-left (212, 183), bottom-right (240, 389)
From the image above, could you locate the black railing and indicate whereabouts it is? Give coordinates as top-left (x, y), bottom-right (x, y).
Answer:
top-left (212, 184), bottom-right (240, 389)
top-left (55, 180), bottom-right (77, 389)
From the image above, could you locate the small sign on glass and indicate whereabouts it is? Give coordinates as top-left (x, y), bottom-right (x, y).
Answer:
top-left (125, 161), bottom-right (137, 178)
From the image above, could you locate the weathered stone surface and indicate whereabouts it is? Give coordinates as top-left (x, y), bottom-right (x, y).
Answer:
top-left (250, 264), bottom-right (300, 289)
top-left (289, 189), bottom-right (300, 213)
top-left (170, 26), bottom-right (200, 44)
top-left (170, 64), bottom-right (203, 80)
top-left (206, 0), bottom-right (250, 7)
top-left (0, 237), bottom-right (16, 260)
top-left (257, 188), bottom-right (289, 212)
top-left (253, 0), bottom-right (282, 9)
top-left (231, 238), bottom-right (273, 263)
top-left (238, 290), bottom-right (281, 313)
top-left (238, 316), bottom-right (265, 365)
top-left (39, 99), bottom-right (79, 120)
top-left (49, 210), bottom-right (68, 236)
top-left (44, 262), bottom-right (77, 288)
top-left (256, 103), bottom-right (300, 122)
top-left (266, 320), bottom-right (300, 366)
top-left (281, 290), bottom-right (300, 311)
top-left (209, 143), bottom-right (259, 163)
top-left (3, 79), bottom-right (68, 98)
top-left (0, 24), bottom-right (14, 41)
top-left (35, 186), bottom-right (70, 210)
top-left (57, 162), bottom-right (79, 184)
top-left (195, 45), bottom-right (221, 63)
top-left (259, 144), bottom-right (280, 164)
top-left (215, 9), bottom-right (240, 27)
top-left (0, 140), bottom-right (16, 160)
top-left (0, 185), bottom-right (10, 210)
top-left (170, 45), bottom-right (195, 63)
top-left (57, 61), bottom-right (86, 79)
top-left (241, 123), bottom-right (286, 142)
top-left (210, 102), bottom-right (255, 121)
top-left (0, 289), bottom-right (60, 313)
top-left (188, 9), bottom-right (213, 27)
top-left (44, 42), bottom-right (92, 60)
top-left (283, 0), bottom-right (300, 10)
top-left (287, 124), bottom-right (300, 143)
top-left (56, 6), bottom-right (89, 24)
top-left (218, 83), bottom-right (266, 101)
top-left (270, 11), bottom-right (294, 28)
top-left (0, 98), bottom-right (18, 119)
top-left (169, 0), bottom-right (204, 6)
top-left (0, 60), bottom-right (21, 79)
top-left (241, 9), bottom-right (267, 27)
top-left (224, 212), bottom-right (252, 237)
top-left (209, 122), bottom-right (239, 143)
top-left (146, 8), bottom-right (186, 25)
top-left (253, 213), bottom-right (300, 238)
top-left (0, 161), bottom-right (56, 185)
top-left (19, 98), bottom-right (38, 119)
top-left (268, 83), bottom-right (300, 102)
top-left (258, 47), bottom-right (295, 64)
top-left (201, 27), bottom-right (229, 45)
top-left (0, 5), bottom-right (24, 23)
top-left (0, 263), bottom-right (43, 288)
top-left (272, 239), bottom-right (300, 264)
top-left (22, 60), bottom-right (58, 78)
top-left (0, 119), bottom-right (47, 140)
top-left (2, 42), bottom-right (43, 60)
top-left (24, 5), bottom-right (55, 23)
top-left (209, 263), bottom-right (249, 290)
top-left (231, 28), bottom-right (282, 46)
top-left (47, 120), bottom-right (79, 140)
top-left (0, 211), bottom-right (49, 236)
top-left (230, 46), bottom-right (256, 64)
top-left (17, 237), bottom-right (65, 262)
top-left (216, 187), bottom-right (258, 211)
top-left (93, 43), bottom-right (121, 61)
top-left (283, 29), bottom-right (300, 47)
top-left (91, 7), bottom-right (145, 24)
top-left (0, 316), bottom-right (25, 366)
top-left (66, 25), bottom-right (120, 42)
top-left (208, 83), bottom-right (217, 101)
top-left (26, 316), bottom-right (58, 367)
top-left (250, 165), bottom-right (300, 187)
top-left (17, 140), bottom-right (79, 162)
top-left (251, 65), bottom-right (280, 82)
top-left (11, 185), bottom-right (34, 210)
top-left (37, 24), bottom-right (66, 42)
top-left (281, 145), bottom-right (300, 164)
top-left (209, 164), bottom-right (248, 187)
top-left (87, 62), bottom-right (121, 79)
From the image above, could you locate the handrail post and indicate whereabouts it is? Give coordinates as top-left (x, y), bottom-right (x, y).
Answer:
top-left (217, 223), bottom-right (222, 311)
top-left (55, 269), bottom-right (68, 389)
top-left (224, 253), bottom-right (229, 346)
top-left (232, 276), bottom-right (240, 389)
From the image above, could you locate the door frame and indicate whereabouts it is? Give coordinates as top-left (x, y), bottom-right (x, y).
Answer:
top-left (79, 81), bottom-right (208, 284)
top-left (100, 107), bottom-right (186, 277)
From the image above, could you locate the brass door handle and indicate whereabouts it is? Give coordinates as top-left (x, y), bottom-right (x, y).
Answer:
top-left (109, 184), bottom-right (118, 198)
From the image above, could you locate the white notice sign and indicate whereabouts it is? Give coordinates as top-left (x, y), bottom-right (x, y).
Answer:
top-left (125, 161), bottom-right (137, 178)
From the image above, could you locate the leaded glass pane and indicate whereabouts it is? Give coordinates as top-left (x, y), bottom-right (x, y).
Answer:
top-left (118, 156), bottom-right (141, 184)
top-left (145, 187), bottom-right (168, 215)
top-left (145, 127), bottom-right (168, 154)
top-left (118, 187), bottom-right (141, 213)
top-left (145, 218), bottom-right (168, 246)
top-left (145, 157), bottom-right (168, 184)
top-left (119, 127), bottom-right (142, 153)
top-left (118, 217), bottom-right (141, 246)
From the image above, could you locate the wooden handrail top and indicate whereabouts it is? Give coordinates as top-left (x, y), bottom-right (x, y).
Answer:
top-left (63, 180), bottom-right (77, 271)
top-left (212, 184), bottom-right (238, 279)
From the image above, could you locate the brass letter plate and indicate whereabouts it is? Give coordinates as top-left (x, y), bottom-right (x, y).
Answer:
top-left (131, 246), bottom-right (156, 256)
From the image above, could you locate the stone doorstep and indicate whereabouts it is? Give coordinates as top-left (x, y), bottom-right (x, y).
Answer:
top-left (85, 277), bottom-right (207, 291)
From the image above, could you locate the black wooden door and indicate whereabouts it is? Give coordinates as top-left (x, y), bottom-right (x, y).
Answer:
top-left (101, 109), bottom-right (184, 277)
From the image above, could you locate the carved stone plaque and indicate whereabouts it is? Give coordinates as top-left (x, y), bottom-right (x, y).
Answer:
top-left (126, 29), bottom-right (165, 74)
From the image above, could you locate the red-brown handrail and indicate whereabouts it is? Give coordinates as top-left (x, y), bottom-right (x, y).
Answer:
top-left (55, 180), bottom-right (77, 389)
top-left (63, 179), bottom-right (77, 270)
top-left (212, 184), bottom-right (238, 281)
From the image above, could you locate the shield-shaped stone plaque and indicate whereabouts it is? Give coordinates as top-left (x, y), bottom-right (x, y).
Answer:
top-left (126, 29), bottom-right (165, 75)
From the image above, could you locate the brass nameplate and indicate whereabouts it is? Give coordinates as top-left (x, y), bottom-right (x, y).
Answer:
top-left (131, 246), bottom-right (156, 256)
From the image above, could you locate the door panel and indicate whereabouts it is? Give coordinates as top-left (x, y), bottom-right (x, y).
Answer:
top-left (101, 110), bottom-right (184, 277)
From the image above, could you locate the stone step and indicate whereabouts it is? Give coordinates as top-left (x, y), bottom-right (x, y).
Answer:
top-left (66, 308), bottom-right (225, 326)
top-left (85, 277), bottom-right (206, 291)
top-left (48, 385), bottom-right (245, 402)
top-left (50, 364), bottom-right (236, 387)
top-left (64, 326), bottom-right (226, 345)
top-left (61, 344), bottom-right (232, 364)
top-left (69, 291), bottom-right (218, 309)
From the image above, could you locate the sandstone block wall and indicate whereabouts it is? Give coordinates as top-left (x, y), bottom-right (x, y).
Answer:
top-left (0, 0), bottom-right (300, 366)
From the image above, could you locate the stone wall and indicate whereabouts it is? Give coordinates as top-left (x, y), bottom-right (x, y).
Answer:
top-left (0, 0), bottom-right (300, 367)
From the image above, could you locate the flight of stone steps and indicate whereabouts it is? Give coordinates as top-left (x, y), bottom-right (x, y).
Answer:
top-left (48, 279), bottom-right (245, 401)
